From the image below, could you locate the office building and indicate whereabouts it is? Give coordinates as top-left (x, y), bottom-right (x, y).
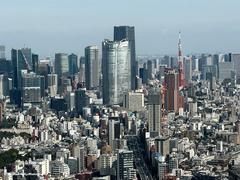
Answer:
top-left (155, 136), bottom-right (170, 157)
top-left (148, 88), bottom-right (162, 137)
top-left (202, 65), bottom-right (218, 80)
top-left (68, 53), bottom-right (78, 75)
top-left (11, 49), bottom-right (31, 89)
top-left (55, 53), bottom-right (69, 77)
top-left (79, 56), bottom-right (85, 85)
top-left (47, 74), bottom-right (58, 97)
top-left (184, 57), bottom-right (192, 84)
top-left (21, 47), bottom-right (32, 70)
top-left (0, 59), bottom-right (12, 74)
top-left (123, 91), bottom-right (144, 112)
top-left (164, 69), bottom-right (181, 113)
top-left (218, 61), bottom-right (234, 83)
top-left (102, 39), bottom-right (131, 105)
top-left (75, 89), bottom-right (87, 115)
top-left (206, 72), bottom-right (216, 90)
top-left (135, 76), bottom-right (142, 89)
top-left (114, 26), bottom-right (136, 90)
top-left (147, 60), bottom-right (154, 80)
top-left (117, 149), bottom-right (134, 180)
top-left (64, 92), bottom-right (75, 111)
top-left (85, 46), bottom-right (99, 89)
top-left (198, 55), bottom-right (212, 73)
top-left (0, 74), bottom-right (9, 98)
top-left (21, 72), bottom-right (41, 103)
top-left (139, 67), bottom-right (148, 84)
top-left (108, 118), bottom-right (123, 149)
top-left (0, 46), bottom-right (5, 59)
top-left (231, 53), bottom-right (240, 83)
top-left (60, 78), bottom-right (72, 94)
top-left (192, 58), bottom-right (199, 71)
top-left (32, 53), bottom-right (39, 73)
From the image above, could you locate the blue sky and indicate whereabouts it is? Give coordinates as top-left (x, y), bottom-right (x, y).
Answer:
top-left (1, 0), bottom-right (240, 58)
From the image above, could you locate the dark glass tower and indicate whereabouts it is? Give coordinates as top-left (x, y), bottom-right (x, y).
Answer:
top-left (68, 53), bottom-right (78, 75)
top-left (11, 49), bottom-right (30, 89)
top-left (114, 26), bottom-right (136, 90)
top-left (32, 53), bottom-right (39, 74)
top-left (11, 49), bottom-right (31, 106)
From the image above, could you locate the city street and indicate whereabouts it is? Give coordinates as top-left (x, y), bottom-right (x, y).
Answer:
top-left (127, 135), bottom-right (154, 180)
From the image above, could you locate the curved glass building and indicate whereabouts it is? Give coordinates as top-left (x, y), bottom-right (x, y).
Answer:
top-left (102, 39), bottom-right (131, 105)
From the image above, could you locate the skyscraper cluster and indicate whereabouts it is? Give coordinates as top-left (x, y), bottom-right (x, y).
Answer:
top-left (1, 25), bottom-right (240, 180)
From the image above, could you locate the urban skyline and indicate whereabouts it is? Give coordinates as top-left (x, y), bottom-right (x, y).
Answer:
top-left (1, 1), bottom-right (240, 180)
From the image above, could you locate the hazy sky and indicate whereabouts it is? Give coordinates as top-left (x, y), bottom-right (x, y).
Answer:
top-left (1, 0), bottom-right (240, 58)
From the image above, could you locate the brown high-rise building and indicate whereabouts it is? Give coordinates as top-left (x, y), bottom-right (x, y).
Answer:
top-left (164, 69), bottom-right (182, 113)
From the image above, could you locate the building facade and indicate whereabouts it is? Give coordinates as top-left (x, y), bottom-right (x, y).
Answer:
top-left (102, 39), bottom-right (131, 105)
top-left (114, 26), bottom-right (136, 90)
top-left (85, 46), bottom-right (99, 89)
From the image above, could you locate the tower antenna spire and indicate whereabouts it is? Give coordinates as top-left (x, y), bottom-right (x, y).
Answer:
top-left (178, 31), bottom-right (185, 89)
top-left (178, 31), bottom-right (182, 57)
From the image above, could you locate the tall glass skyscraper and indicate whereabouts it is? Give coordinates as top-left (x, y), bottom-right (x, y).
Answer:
top-left (21, 47), bottom-right (32, 70)
top-left (102, 39), bottom-right (131, 105)
top-left (11, 49), bottom-right (30, 89)
top-left (55, 53), bottom-right (69, 77)
top-left (114, 26), bottom-right (136, 90)
top-left (85, 46), bottom-right (99, 90)
top-left (68, 53), bottom-right (78, 75)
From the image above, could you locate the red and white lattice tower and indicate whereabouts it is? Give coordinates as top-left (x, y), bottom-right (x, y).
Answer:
top-left (178, 31), bottom-right (185, 89)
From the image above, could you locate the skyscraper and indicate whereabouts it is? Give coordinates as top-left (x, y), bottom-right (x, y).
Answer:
top-left (123, 91), bottom-right (144, 112)
top-left (0, 46), bottom-right (5, 59)
top-left (68, 53), bottom-right (78, 75)
top-left (0, 74), bottom-right (9, 98)
top-left (85, 46), bottom-right (99, 90)
top-left (218, 61), bottom-right (234, 83)
top-left (148, 88), bottom-right (162, 137)
top-left (114, 26), bottom-right (136, 90)
top-left (147, 60), bottom-right (154, 80)
top-left (21, 71), bottom-right (41, 104)
top-left (32, 53), bottom-right (39, 74)
top-left (11, 49), bottom-right (31, 89)
top-left (47, 74), bottom-right (58, 97)
top-left (75, 89), bottom-right (87, 115)
top-left (184, 57), bottom-right (192, 84)
top-left (55, 53), bottom-right (69, 77)
top-left (102, 39), bottom-right (131, 105)
top-left (21, 47), bottom-right (33, 70)
top-left (164, 69), bottom-right (181, 113)
top-left (231, 53), bottom-right (240, 83)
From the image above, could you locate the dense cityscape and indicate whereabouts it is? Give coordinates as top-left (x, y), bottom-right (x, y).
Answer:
top-left (0, 21), bottom-right (240, 180)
